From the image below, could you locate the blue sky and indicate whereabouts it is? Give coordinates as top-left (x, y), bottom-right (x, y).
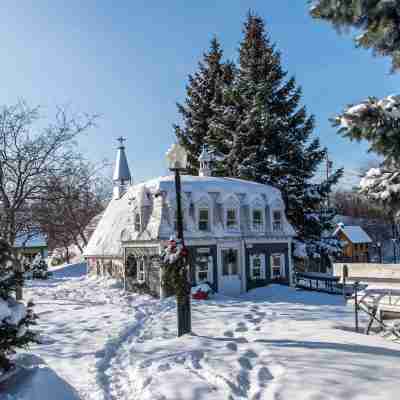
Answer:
top-left (2, 1), bottom-right (400, 186)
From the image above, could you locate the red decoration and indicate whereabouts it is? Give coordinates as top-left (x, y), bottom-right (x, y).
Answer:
top-left (181, 247), bottom-right (189, 257)
top-left (192, 290), bottom-right (208, 300)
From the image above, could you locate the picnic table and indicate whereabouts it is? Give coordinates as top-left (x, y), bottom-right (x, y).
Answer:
top-left (354, 287), bottom-right (400, 339)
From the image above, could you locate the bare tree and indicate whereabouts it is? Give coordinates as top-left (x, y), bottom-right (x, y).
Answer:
top-left (0, 101), bottom-right (97, 247)
top-left (34, 157), bottom-right (108, 256)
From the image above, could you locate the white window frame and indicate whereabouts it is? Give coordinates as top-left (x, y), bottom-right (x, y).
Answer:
top-left (272, 209), bottom-right (283, 232)
top-left (195, 255), bottom-right (213, 283)
top-left (198, 207), bottom-right (210, 231)
top-left (252, 208), bottom-right (264, 232)
top-left (134, 213), bottom-right (141, 232)
top-left (270, 253), bottom-right (285, 279)
top-left (137, 257), bottom-right (146, 283)
top-left (250, 253), bottom-right (266, 280)
top-left (226, 208), bottom-right (238, 229)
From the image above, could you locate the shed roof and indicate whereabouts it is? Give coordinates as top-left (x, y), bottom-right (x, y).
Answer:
top-left (334, 225), bottom-right (372, 244)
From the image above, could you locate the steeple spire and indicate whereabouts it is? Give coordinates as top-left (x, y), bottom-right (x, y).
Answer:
top-left (113, 137), bottom-right (131, 199)
top-left (198, 145), bottom-right (213, 177)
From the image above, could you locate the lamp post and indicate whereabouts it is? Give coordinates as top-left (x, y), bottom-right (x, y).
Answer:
top-left (376, 241), bottom-right (382, 264)
top-left (166, 144), bottom-right (191, 336)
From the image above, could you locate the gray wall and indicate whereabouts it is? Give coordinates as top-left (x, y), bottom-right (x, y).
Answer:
top-left (246, 242), bottom-right (289, 291)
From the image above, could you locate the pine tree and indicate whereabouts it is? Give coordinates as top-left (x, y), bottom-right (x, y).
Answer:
top-left (310, 2), bottom-right (400, 214)
top-left (209, 13), bottom-right (343, 256)
top-left (310, 0), bottom-right (400, 72)
top-left (0, 239), bottom-right (37, 374)
top-left (174, 37), bottom-right (235, 174)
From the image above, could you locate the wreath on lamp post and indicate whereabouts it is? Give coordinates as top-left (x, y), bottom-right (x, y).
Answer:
top-left (160, 238), bottom-right (190, 300)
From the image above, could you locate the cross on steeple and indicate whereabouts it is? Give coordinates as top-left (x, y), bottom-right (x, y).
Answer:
top-left (117, 136), bottom-right (126, 147)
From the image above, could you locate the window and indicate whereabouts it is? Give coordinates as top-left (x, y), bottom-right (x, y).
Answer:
top-left (198, 208), bottom-right (209, 231)
top-left (137, 257), bottom-right (146, 283)
top-left (227, 208), bottom-right (238, 229)
top-left (252, 209), bottom-right (264, 231)
top-left (134, 213), bottom-right (141, 232)
top-left (222, 249), bottom-right (238, 275)
top-left (271, 254), bottom-right (284, 279)
top-left (272, 210), bottom-right (282, 231)
top-left (250, 254), bottom-right (265, 280)
top-left (195, 255), bottom-right (213, 283)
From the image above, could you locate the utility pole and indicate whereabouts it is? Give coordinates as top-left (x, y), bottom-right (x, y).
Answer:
top-left (326, 153), bottom-right (333, 209)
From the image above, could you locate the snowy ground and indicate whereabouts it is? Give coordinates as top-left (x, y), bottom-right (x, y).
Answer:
top-left (2, 264), bottom-right (400, 400)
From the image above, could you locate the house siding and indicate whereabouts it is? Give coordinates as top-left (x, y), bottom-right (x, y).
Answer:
top-left (246, 242), bottom-right (289, 291)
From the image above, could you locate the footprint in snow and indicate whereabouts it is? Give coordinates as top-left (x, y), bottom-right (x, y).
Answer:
top-left (238, 356), bottom-right (253, 370)
top-left (236, 337), bottom-right (249, 344)
top-left (157, 363), bottom-right (171, 372)
top-left (258, 366), bottom-right (274, 384)
top-left (235, 322), bottom-right (248, 332)
top-left (224, 330), bottom-right (235, 338)
top-left (226, 342), bottom-right (238, 352)
top-left (243, 349), bottom-right (257, 359)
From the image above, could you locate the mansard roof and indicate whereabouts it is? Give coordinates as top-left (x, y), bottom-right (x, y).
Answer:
top-left (84, 175), bottom-right (295, 257)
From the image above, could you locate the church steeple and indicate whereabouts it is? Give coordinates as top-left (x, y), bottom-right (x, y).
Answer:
top-left (113, 137), bottom-right (131, 199)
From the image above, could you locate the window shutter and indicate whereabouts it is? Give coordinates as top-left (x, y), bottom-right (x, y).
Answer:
top-left (249, 254), bottom-right (254, 279)
top-left (208, 256), bottom-right (213, 282)
top-left (260, 254), bottom-right (266, 279)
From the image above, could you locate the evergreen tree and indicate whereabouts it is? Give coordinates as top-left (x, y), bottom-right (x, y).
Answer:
top-left (310, 0), bottom-right (400, 72)
top-left (0, 239), bottom-right (37, 373)
top-left (209, 14), bottom-right (343, 255)
top-left (310, 2), bottom-right (400, 215)
top-left (174, 37), bottom-right (235, 174)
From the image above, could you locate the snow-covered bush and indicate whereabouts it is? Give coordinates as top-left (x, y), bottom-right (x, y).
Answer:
top-left (0, 239), bottom-right (38, 374)
top-left (30, 254), bottom-right (50, 280)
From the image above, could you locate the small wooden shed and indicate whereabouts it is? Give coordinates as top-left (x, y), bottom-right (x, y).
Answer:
top-left (334, 223), bottom-right (372, 262)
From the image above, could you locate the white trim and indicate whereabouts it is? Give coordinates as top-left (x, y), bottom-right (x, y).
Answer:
top-left (245, 238), bottom-right (292, 244)
top-left (195, 255), bottom-right (213, 284)
top-left (271, 209), bottom-right (283, 232)
top-left (288, 238), bottom-right (294, 286)
top-left (217, 240), bottom-right (243, 295)
top-left (137, 256), bottom-right (146, 283)
top-left (270, 253), bottom-right (285, 280)
top-left (241, 239), bottom-right (247, 292)
top-left (185, 239), bottom-right (217, 246)
top-left (249, 253), bottom-right (266, 280)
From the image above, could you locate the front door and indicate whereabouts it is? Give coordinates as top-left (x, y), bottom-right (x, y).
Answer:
top-left (218, 244), bottom-right (242, 296)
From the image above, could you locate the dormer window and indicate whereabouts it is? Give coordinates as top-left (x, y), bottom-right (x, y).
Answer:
top-left (198, 208), bottom-right (209, 231)
top-left (252, 209), bottom-right (264, 232)
top-left (134, 213), bottom-right (141, 232)
top-left (227, 208), bottom-right (238, 229)
top-left (272, 210), bottom-right (282, 231)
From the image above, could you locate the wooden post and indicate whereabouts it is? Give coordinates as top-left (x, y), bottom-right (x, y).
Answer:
top-left (354, 281), bottom-right (359, 333)
top-left (342, 264), bottom-right (348, 299)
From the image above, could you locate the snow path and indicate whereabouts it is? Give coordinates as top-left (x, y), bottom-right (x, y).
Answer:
top-left (8, 264), bottom-right (400, 400)
top-left (22, 263), bottom-right (160, 400)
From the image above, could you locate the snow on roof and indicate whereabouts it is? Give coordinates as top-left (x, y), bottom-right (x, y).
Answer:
top-left (334, 225), bottom-right (372, 244)
top-left (14, 233), bottom-right (47, 248)
top-left (84, 175), bottom-right (293, 257)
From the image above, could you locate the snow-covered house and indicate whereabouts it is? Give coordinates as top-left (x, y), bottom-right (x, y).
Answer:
top-left (333, 223), bottom-right (372, 262)
top-left (84, 141), bottom-right (296, 297)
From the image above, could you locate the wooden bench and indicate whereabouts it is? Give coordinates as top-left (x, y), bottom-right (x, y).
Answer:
top-left (295, 272), bottom-right (342, 294)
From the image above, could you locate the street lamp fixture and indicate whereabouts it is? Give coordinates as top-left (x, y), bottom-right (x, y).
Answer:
top-left (165, 143), bottom-right (191, 336)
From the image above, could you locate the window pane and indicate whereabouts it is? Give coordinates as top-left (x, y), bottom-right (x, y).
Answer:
top-left (272, 255), bottom-right (281, 267)
top-left (227, 209), bottom-right (237, 227)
